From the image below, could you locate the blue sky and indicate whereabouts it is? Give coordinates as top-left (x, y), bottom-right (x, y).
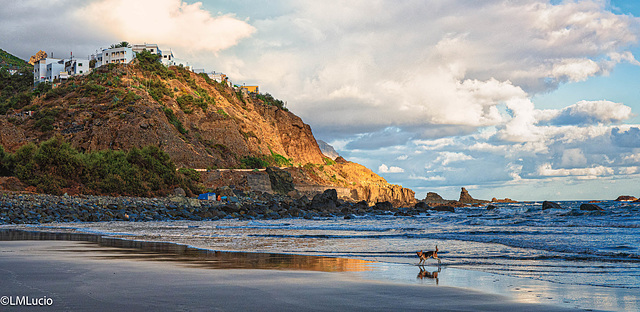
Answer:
top-left (2, 0), bottom-right (640, 200)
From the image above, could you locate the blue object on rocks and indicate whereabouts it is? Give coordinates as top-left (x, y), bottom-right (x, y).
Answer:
top-left (198, 193), bottom-right (216, 200)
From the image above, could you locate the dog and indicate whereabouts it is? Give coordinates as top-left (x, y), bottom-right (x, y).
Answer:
top-left (417, 245), bottom-right (441, 265)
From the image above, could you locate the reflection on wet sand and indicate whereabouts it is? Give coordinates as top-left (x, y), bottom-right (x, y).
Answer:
top-left (0, 229), bottom-right (376, 272)
top-left (417, 266), bottom-right (441, 284)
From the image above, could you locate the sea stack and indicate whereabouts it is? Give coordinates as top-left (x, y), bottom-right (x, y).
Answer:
top-left (459, 187), bottom-right (475, 203)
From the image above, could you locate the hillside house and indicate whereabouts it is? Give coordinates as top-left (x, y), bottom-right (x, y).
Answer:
top-left (65, 59), bottom-right (89, 76)
top-left (33, 58), bottom-right (62, 84)
top-left (46, 60), bottom-right (66, 82)
top-left (242, 85), bottom-right (259, 93)
top-left (132, 44), bottom-right (176, 66)
top-left (96, 46), bottom-right (134, 67)
top-left (208, 72), bottom-right (232, 87)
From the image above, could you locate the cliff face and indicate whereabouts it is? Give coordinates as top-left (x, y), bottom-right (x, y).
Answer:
top-left (0, 64), bottom-right (324, 168)
top-left (1, 60), bottom-right (416, 206)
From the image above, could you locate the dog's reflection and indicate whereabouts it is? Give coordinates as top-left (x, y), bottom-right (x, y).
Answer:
top-left (417, 266), bottom-right (441, 284)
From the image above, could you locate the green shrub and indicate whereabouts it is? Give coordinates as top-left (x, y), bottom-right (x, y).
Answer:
top-left (240, 156), bottom-right (269, 169)
top-left (177, 168), bottom-right (201, 182)
top-left (4, 137), bottom-right (194, 197)
top-left (255, 93), bottom-right (288, 111)
top-left (33, 108), bottom-right (61, 132)
top-left (216, 108), bottom-right (229, 118)
top-left (0, 145), bottom-right (14, 176)
top-left (143, 79), bottom-right (171, 102)
top-left (162, 107), bottom-right (187, 134)
top-left (323, 157), bottom-right (336, 166)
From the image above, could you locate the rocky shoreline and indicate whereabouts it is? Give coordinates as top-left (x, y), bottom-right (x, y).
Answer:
top-left (0, 189), bottom-right (457, 225)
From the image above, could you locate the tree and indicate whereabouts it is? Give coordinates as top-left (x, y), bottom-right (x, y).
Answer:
top-left (110, 41), bottom-right (131, 48)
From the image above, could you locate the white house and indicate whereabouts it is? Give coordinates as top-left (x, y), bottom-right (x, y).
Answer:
top-left (208, 72), bottom-right (232, 87)
top-left (160, 49), bottom-right (175, 66)
top-left (65, 59), bottom-right (89, 76)
top-left (96, 46), bottom-right (134, 67)
top-left (132, 43), bottom-right (177, 66)
top-left (33, 58), bottom-right (63, 84)
top-left (132, 43), bottom-right (160, 55)
top-left (46, 60), bottom-right (66, 82)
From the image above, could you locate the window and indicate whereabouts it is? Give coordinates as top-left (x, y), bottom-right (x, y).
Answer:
top-left (78, 63), bottom-right (83, 66)
top-left (80, 70), bottom-right (83, 74)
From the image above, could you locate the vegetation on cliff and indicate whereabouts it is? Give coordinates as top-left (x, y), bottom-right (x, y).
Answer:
top-left (0, 136), bottom-right (199, 197)
top-left (0, 48), bottom-right (416, 205)
top-left (0, 49), bottom-right (31, 70)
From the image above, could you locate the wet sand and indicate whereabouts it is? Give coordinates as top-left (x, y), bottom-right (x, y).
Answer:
top-left (0, 233), bottom-right (583, 311)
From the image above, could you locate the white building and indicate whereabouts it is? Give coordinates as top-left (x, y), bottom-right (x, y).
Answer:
top-left (65, 59), bottom-right (89, 76)
top-left (46, 60), bottom-right (66, 82)
top-left (96, 46), bottom-right (134, 67)
top-left (33, 58), bottom-right (63, 84)
top-left (160, 49), bottom-right (175, 66)
top-left (208, 72), bottom-right (232, 87)
top-left (132, 43), bottom-right (160, 55)
top-left (132, 43), bottom-right (176, 66)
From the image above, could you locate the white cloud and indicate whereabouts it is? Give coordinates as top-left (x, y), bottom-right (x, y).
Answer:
top-left (536, 163), bottom-right (614, 177)
top-left (435, 152), bottom-right (474, 166)
top-left (396, 155), bottom-right (409, 160)
top-left (551, 58), bottom-right (601, 82)
top-left (545, 100), bottom-right (633, 125)
top-left (617, 166), bottom-right (639, 175)
top-left (76, 0), bottom-right (255, 53)
top-left (378, 164), bottom-right (405, 173)
top-left (215, 0), bottom-right (639, 140)
top-left (561, 148), bottom-right (588, 167)
top-left (409, 174), bottom-right (446, 182)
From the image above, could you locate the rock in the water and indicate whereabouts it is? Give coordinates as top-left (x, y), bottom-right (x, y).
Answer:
top-left (414, 201), bottom-right (430, 211)
top-left (425, 192), bottom-right (444, 202)
top-left (580, 203), bottom-right (604, 211)
top-left (459, 187), bottom-right (475, 203)
top-left (542, 201), bottom-right (562, 210)
top-left (615, 195), bottom-right (637, 201)
top-left (266, 167), bottom-right (295, 195)
top-left (487, 205), bottom-right (497, 210)
top-left (431, 206), bottom-right (455, 213)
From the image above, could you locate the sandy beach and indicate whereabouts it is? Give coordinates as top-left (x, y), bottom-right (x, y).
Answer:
top-left (0, 238), bottom-right (583, 312)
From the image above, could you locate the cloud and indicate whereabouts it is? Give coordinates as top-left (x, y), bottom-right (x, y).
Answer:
top-left (77, 0), bottom-right (255, 53)
top-left (551, 58), bottom-right (601, 82)
top-left (560, 148), bottom-right (588, 168)
top-left (611, 127), bottom-right (640, 147)
top-left (345, 127), bottom-right (413, 150)
top-left (434, 152), bottom-right (474, 166)
top-left (378, 164), bottom-right (405, 173)
top-left (536, 163), bottom-right (614, 178)
top-left (544, 100), bottom-right (633, 125)
top-left (217, 0), bottom-right (639, 141)
top-left (0, 0), bottom-right (255, 60)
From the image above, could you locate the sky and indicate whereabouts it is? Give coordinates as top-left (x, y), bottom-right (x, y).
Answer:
top-left (2, 0), bottom-right (640, 200)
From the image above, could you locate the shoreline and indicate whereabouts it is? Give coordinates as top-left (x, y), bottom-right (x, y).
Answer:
top-left (0, 228), bottom-right (600, 311)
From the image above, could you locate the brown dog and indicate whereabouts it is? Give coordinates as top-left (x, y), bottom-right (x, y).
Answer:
top-left (417, 245), bottom-right (441, 265)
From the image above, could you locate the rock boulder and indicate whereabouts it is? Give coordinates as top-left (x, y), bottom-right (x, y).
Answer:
top-left (542, 201), bottom-right (562, 210)
top-left (580, 203), bottom-right (604, 211)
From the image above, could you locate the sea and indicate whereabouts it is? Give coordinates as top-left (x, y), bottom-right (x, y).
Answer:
top-left (9, 200), bottom-right (640, 311)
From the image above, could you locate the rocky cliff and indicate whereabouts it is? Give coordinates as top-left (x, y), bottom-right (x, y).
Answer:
top-left (1, 57), bottom-right (417, 206)
top-left (0, 63), bottom-right (324, 168)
